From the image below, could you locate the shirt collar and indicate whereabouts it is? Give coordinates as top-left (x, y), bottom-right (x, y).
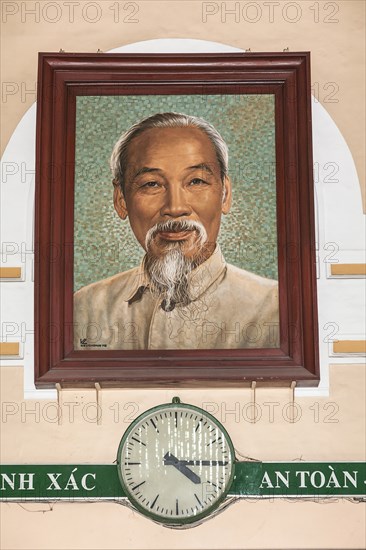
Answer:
top-left (122, 244), bottom-right (226, 304)
top-left (121, 260), bottom-right (150, 303)
top-left (186, 245), bottom-right (226, 301)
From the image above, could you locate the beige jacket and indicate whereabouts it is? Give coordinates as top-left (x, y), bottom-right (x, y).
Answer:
top-left (74, 247), bottom-right (279, 350)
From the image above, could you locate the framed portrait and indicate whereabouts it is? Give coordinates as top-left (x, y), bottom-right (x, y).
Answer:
top-left (34, 52), bottom-right (319, 387)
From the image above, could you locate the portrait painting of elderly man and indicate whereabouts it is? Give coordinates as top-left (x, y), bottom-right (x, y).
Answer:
top-left (73, 110), bottom-right (279, 350)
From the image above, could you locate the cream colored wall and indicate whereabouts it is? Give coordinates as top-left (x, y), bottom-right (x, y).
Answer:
top-left (1, 1), bottom-right (365, 549)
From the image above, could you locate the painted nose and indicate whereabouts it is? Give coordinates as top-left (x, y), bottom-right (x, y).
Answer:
top-left (160, 185), bottom-right (192, 218)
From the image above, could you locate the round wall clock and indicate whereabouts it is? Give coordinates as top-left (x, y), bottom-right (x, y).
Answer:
top-left (116, 397), bottom-right (236, 525)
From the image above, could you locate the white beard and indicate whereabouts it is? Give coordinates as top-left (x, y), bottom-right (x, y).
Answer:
top-left (144, 220), bottom-right (208, 310)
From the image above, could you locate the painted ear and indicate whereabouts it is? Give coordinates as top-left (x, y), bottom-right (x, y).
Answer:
top-left (113, 181), bottom-right (128, 220)
top-left (221, 176), bottom-right (232, 215)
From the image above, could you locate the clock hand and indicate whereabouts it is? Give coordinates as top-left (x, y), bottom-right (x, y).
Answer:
top-left (163, 452), bottom-right (201, 485)
top-left (182, 460), bottom-right (228, 466)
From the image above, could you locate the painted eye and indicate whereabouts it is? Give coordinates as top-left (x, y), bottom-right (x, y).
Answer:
top-left (190, 178), bottom-right (206, 185)
top-left (142, 181), bottom-right (159, 188)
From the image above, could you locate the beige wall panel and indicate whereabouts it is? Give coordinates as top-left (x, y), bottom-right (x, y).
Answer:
top-left (1, 365), bottom-right (365, 464)
top-left (1, 498), bottom-right (365, 550)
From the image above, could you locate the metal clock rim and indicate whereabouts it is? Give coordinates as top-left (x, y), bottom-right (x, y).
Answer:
top-left (116, 397), bottom-right (236, 525)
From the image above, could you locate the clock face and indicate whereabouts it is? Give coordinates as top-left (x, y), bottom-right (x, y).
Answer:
top-left (117, 400), bottom-right (235, 525)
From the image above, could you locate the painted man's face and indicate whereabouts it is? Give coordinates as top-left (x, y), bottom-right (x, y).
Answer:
top-left (113, 127), bottom-right (232, 264)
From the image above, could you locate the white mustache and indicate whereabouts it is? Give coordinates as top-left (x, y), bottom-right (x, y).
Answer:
top-left (145, 219), bottom-right (207, 250)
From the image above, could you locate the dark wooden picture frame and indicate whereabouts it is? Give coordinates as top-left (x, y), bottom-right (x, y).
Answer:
top-left (35, 52), bottom-right (319, 388)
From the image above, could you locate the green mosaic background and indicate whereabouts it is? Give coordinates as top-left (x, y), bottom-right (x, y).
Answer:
top-left (74, 95), bottom-right (277, 291)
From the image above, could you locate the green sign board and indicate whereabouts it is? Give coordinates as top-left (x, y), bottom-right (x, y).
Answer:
top-left (1, 463), bottom-right (365, 501)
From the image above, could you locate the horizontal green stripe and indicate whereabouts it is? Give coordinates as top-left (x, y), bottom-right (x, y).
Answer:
top-left (0, 463), bottom-right (365, 500)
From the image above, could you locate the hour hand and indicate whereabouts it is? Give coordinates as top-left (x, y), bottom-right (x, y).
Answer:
top-left (163, 452), bottom-right (201, 484)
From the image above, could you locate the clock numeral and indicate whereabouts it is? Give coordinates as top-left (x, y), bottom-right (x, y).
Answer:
top-left (174, 411), bottom-right (178, 428)
top-left (176, 499), bottom-right (179, 515)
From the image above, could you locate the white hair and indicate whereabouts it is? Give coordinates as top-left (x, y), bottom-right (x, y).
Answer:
top-left (110, 112), bottom-right (229, 194)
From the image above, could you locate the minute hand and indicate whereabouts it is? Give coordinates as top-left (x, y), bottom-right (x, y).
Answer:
top-left (182, 460), bottom-right (228, 466)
